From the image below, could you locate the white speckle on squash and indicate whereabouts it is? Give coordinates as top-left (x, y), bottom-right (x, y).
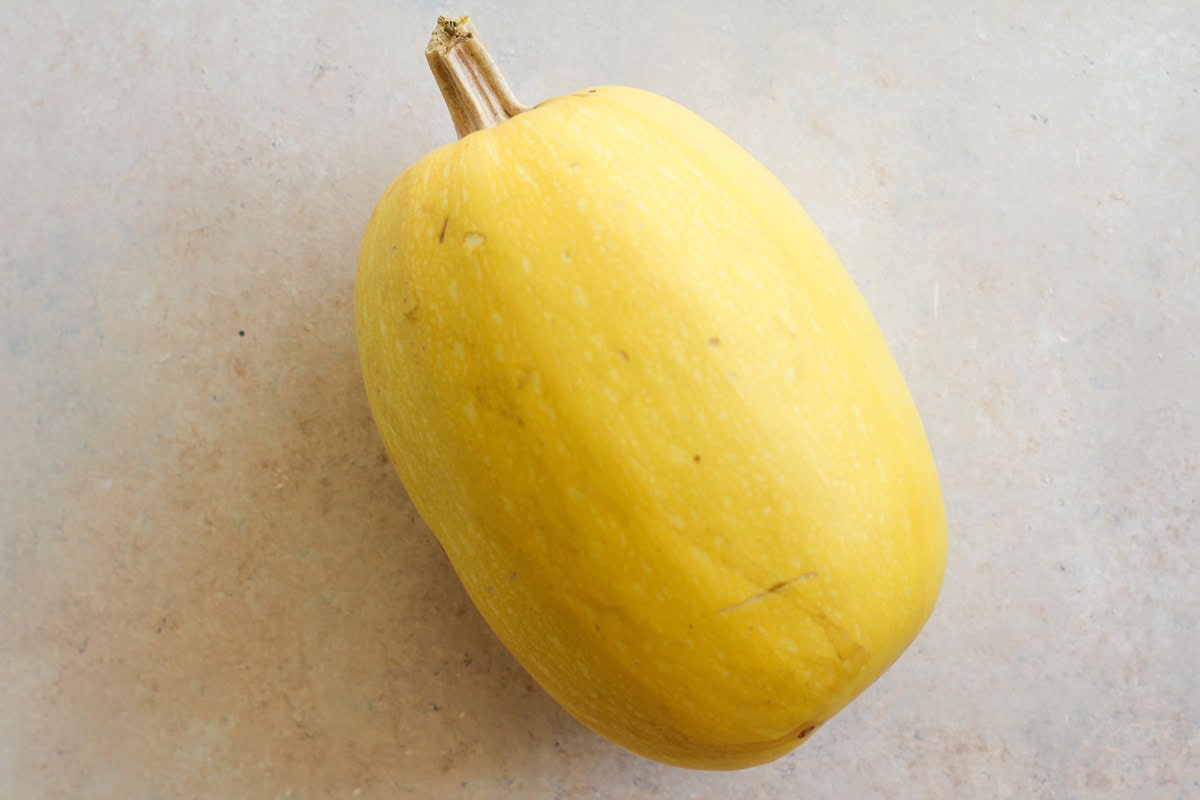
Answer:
top-left (448, 281), bottom-right (458, 301)
top-left (463, 402), bottom-right (478, 423)
top-left (463, 231), bottom-right (487, 250)
top-left (572, 287), bottom-right (587, 308)
top-left (490, 311), bottom-right (504, 325)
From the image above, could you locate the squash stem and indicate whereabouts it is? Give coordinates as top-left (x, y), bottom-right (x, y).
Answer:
top-left (426, 16), bottom-right (528, 138)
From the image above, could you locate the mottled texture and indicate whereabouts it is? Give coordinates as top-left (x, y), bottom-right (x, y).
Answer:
top-left (2, 2), bottom-right (1197, 798)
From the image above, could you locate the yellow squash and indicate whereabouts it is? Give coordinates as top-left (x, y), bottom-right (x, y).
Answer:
top-left (356, 17), bottom-right (946, 769)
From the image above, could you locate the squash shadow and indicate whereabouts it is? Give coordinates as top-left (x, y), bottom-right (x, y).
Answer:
top-left (206, 277), bottom-right (608, 793)
top-left (71, 259), bottom-right (613, 797)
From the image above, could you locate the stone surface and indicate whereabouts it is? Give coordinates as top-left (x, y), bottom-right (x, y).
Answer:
top-left (2, 3), bottom-right (1197, 798)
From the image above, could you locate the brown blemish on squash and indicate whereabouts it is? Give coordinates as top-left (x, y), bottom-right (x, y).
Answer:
top-left (707, 336), bottom-right (720, 347)
top-left (438, 217), bottom-right (448, 243)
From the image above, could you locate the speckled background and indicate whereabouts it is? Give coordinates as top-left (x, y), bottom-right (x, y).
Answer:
top-left (2, 3), bottom-right (1197, 798)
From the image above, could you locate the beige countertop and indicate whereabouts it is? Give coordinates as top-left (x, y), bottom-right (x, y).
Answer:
top-left (2, 3), bottom-right (1197, 798)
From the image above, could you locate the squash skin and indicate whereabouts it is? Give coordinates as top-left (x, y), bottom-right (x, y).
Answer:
top-left (356, 86), bottom-right (946, 769)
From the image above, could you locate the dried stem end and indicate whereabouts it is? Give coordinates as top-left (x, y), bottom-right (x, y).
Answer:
top-left (425, 16), bottom-right (528, 138)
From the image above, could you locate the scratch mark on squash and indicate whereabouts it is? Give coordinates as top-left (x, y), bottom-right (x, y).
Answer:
top-left (716, 572), bottom-right (818, 614)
